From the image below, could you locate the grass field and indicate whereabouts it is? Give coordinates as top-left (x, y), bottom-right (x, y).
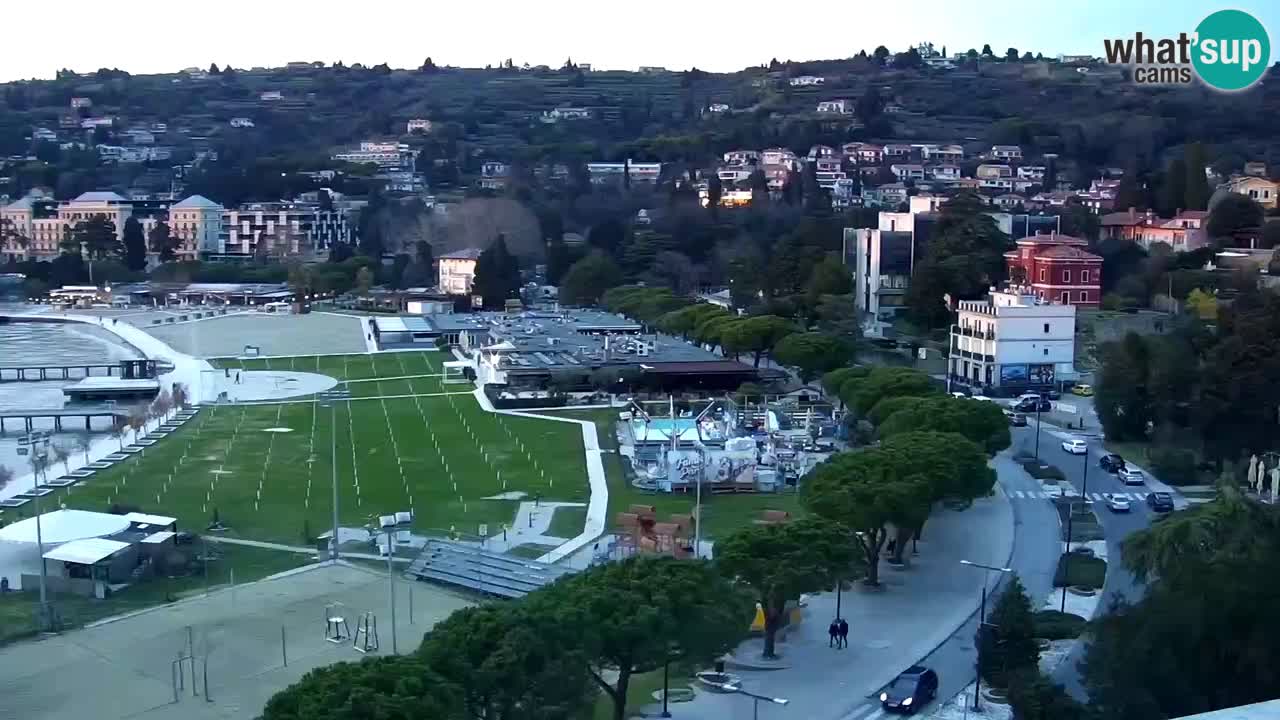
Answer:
top-left (551, 409), bottom-right (803, 540)
top-left (42, 351), bottom-right (591, 546)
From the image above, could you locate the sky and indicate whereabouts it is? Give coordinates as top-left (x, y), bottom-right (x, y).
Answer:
top-left (2, 0), bottom-right (1278, 82)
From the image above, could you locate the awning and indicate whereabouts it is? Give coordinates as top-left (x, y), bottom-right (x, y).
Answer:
top-left (124, 512), bottom-right (177, 527)
top-left (141, 531), bottom-right (176, 544)
top-left (0, 509), bottom-right (131, 545)
top-left (43, 538), bottom-right (130, 565)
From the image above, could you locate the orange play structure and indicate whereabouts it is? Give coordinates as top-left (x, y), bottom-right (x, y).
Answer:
top-left (613, 505), bottom-right (696, 558)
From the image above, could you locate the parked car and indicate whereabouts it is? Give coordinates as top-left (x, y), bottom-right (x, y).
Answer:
top-left (1147, 492), bottom-right (1175, 513)
top-left (1061, 439), bottom-right (1088, 455)
top-left (1104, 493), bottom-right (1131, 512)
top-left (881, 665), bottom-right (939, 714)
top-left (1099, 454), bottom-right (1126, 473)
top-left (1073, 384), bottom-right (1095, 396)
top-left (1119, 468), bottom-right (1145, 486)
top-left (1008, 412), bottom-right (1028, 427)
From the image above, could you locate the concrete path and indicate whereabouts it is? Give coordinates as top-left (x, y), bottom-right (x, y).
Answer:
top-left (640, 478), bottom-right (1015, 720)
top-left (475, 500), bottom-right (583, 553)
top-left (472, 389), bottom-right (609, 564)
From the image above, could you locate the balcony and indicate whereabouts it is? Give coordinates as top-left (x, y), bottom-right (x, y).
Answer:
top-left (953, 325), bottom-right (995, 340)
top-left (954, 349), bottom-right (995, 363)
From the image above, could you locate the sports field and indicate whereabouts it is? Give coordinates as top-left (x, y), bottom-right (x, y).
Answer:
top-left (57, 351), bottom-right (591, 546)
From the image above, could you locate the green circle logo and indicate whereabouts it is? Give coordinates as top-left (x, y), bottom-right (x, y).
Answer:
top-left (1192, 10), bottom-right (1270, 91)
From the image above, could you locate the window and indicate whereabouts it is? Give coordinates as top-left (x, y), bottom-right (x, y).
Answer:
top-left (1080, 269), bottom-right (1089, 283)
top-left (1080, 291), bottom-right (1088, 302)
top-left (1043, 323), bottom-right (1050, 333)
top-left (1038, 268), bottom-right (1046, 282)
top-left (1063, 269), bottom-right (1071, 283)
top-left (1044, 348), bottom-right (1049, 356)
top-left (1061, 291), bottom-right (1069, 304)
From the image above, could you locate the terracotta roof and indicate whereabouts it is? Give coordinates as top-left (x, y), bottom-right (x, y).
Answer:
top-left (1174, 210), bottom-right (1209, 220)
top-left (1100, 212), bottom-right (1144, 226)
top-left (1037, 245), bottom-right (1102, 260)
top-left (1014, 232), bottom-right (1089, 246)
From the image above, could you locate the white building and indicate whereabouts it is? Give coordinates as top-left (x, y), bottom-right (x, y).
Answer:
top-left (707, 103), bottom-right (730, 113)
top-left (70, 97), bottom-right (93, 109)
top-left (949, 286), bottom-right (1076, 392)
top-left (219, 202), bottom-right (352, 258)
top-left (816, 99), bottom-right (852, 114)
top-left (407, 118), bottom-right (433, 133)
top-left (789, 75), bottom-right (825, 86)
top-left (586, 161), bottom-right (661, 185)
top-left (260, 90), bottom-right (283, 101)
top-left (990, 145), bottom-right (1023, 160)
top-left (169, 195), bottom-right (225, 255)
top-left (439, 247), bottom-right (483, 295)
top-left (332, 141), bottom-right (414, 169)
top-left (229, 117), bottom-right (255, 128)
top-left (542, 107), bottom-right (592, 121)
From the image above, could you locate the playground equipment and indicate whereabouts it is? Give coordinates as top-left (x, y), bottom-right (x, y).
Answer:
top-left (170, 625), bottom-right (211, 703)
top-left (613, 505), bottom-right (695, 558)
top-left (353, 611), bottom-right (379, 653)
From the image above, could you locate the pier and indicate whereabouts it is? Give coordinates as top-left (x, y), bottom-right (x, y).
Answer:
top-left (0, 359), bottom-right (157, 383)
top-left (0, 406), bottom-right (131, 433)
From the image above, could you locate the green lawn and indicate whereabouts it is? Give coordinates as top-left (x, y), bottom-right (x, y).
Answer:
top-left (40, 353), bottom-right (591, 546)
top-left (546, 505), bottom-right (588, 539)
top-left (506, 543), bottom-right (559, 559)
top-left (0, 543), bottom-right (308, 646)
top-left (212, 352), bottom-right (451, 396)
top-left (1054, 552), bottom-right (1108, 589)
top-left (550, 409), bottom-right (803, 540)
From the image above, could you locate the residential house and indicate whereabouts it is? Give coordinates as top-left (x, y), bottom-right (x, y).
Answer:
top-left (260, 91), bottom-right (283, 101)
top-left (993, 193), bottom-right (1026, 210)
top-left (761, 148), bottom-right (798, 166)
top-left (1219, 175), bottom-right (1278, 209)
top-left (928, 165), bottom-right (960, 181)
top-left (808, 145), bottom-right (837, 159)
top-left (1005, 232), bottom-right (1102, 307)
top-left (980, 177), bottom-right (1014, 192)
top-left (586, 161), bottom-right (662, 185)
top-left (407, 118), bottom-right (433, 134)
top-left (480, 161), bottom-right (511, 190)
top-left (990, 145), bottom-right (1023, 160)
top-left (1017, 166), bottom-right (1047, 181)
top-left (32, 128), bottom-right (58, 142)
top-left (1100, 207), bottom-right (1207, 251)
top-left (816, 99), bottom-right (853, 114)
top-left (1028, 191), bottom-right (1077, 209)
top-left (723, 150), bottom-right (760, 166)
top-left (717, 167), bottom-right (754, 185)
top-left (700, 188), bottom-right (753, 208)
top-left (814, 158), bottom-right (843, 173)
top-left (707, 103), bottom-right (730, 113)
top-left (843, 142), bottom-right (883, 164)
top-left (219, 201), bottom-right (352, 258)
top-left (976, 164), bottom-right (1012, 179)
top-left (439, 248), bottom-right (483, 294)
top-left (81, 117), bottom-right (114, 128)
top-left (789, 75), bottom-right (825, 86)
top-left (332, 141), bottom-right (415, 169)
top-left (639, 66), bottom-right (668, 73)
top-left (229, 117), bottom-right (255, 128)
top-left (923, 144), bottom-right (964, 162)
top-left (121, 129), bottom-right (155, 145)
top-left (542, 107), bottom-right (592, 121)
top-left (878, 183), bottom-right (908, 205)
top-left (949, 286), bottom-right (1077, 393)
top-left (70, 97), bottom-right (93, 109)
top-left (1243, 161), bottom-right (1267, 177)
top-left (891, 164), bottom-right (925, 181)
top-left (883, 144), bottom-right (913, 158)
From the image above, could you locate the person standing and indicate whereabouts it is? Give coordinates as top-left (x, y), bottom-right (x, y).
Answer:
top-left (838, 618), bottom-right (849, 649)
top-left (828, 620), bottom-right (840, 648)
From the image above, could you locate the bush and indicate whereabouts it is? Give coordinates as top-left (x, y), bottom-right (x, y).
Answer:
top-left (1101, 293), bottom-right (1139, 311)
top-left (1021, 459), bottom-right (1066, 481)
top-left (1032, 610), bottom-right (1086, 640)
top-left (1147, 445), bottom-right (1199, 486)
top-left (1006, 668), bottom-right (1090, 720)
top-left (1053, 553), bottom-right (1107, 589)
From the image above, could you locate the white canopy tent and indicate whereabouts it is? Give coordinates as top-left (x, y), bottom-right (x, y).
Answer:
top-left (0, 509), bottom-right (131, 545)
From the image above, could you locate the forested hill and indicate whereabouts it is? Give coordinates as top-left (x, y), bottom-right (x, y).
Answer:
top-left (2, 53), bottom-right (1278, 206)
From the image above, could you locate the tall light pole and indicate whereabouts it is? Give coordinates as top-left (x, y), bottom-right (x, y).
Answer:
top-left (960, 559), bottom-right (1013, 711)
top-left (734, 686), bottom-right (789, 720)
top-left (1062, 448), bottom-right (1090, 612)
top-left (318, 387), bottom-right (350, 561)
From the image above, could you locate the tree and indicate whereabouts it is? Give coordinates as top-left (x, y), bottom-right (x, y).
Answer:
top-left (532, 556), bottom-right (751, 720)
top-left (1094, 333), bottom-right (1152, 441)
top-left (1206, 193), bottom-right (1264, 240)
top-left (1157, 157), bottom-right (1187, 218)
top-left (772, 332), bottom-right (853, 383)
top-left (905, 193), bottom-right (1010, 328)
top-left (74, 433), bottom-right (93, 465)
top-left (872, 46), bottom-right (890, 65)
top-left (706, 173), bottom-right (723, 216)
top-left (657, 303), bottom-right (728, 340)
top-left (209, 62), bottom-right (220, 74)
top-left (843, 367), bottom-right (937, 416)
top-left (354, 266), bottom-right (374, 295)
top-left (1184, 287), bottom-right (1217, 320)
top-left (805, 254), bottom-right (853, 304)
top-left (418, 604), bottom-right (593, 720)
top-left (1006, 669), bottom-right (1090, 720)
top-left (121, 217), bottom-right (147, 271)
top-left (803, 450), bottom-right (931, 585)
top-left (978, 574), bottom-right (1040, 688)
top-left (262, 656), bottom-right (459, 720)
top-left (877, 396), bottom-right (1011, 455)
top-left (720, 315), bottom-right (796, 368)
top-left (471, 234), bottom-right (521, 308)
top-left (148, 220), bottom-right (178, 263)
top-left (560, 251), bottom-right (623, 305)
top-left (1183, 142), bottom-right (1211, 211)
top-left (69, 215), bottom-right (119, 260)
top-left (822, 366), bottom-right (869, 408)
top-left (982, 44), bottom-right (994, 56)
top-left (1005, 47), bottom-right (1020, 62)
top-left (51, 443), bottom-right (72, 476)
top-left (716, 518), bottom-right (861, 658)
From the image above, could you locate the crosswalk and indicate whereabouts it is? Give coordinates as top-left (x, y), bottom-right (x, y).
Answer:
top-left (841, 703), bottom-right (886, 720)
top-left (999, 488), bottom-right (1149, 501)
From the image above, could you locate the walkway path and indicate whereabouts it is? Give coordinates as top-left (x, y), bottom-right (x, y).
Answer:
top-left (472, 389), bottom-right (609, 564)
top-left (475, 500), bottom-right (584, 553)
top-left (203, 535), bottom-right (417, 564)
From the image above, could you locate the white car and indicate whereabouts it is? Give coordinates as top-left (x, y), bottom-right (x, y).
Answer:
top-left (1061, 439), bottom-right (1088, 455)
top-left (1119, 468), bottom-right (1145, 486)
top-left (1104, 494), bottom-right (1131, 512)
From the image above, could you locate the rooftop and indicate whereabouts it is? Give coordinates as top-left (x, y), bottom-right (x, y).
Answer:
top-left (1014, 231), bottom-right (1089, 246)
top-left (43, 537), bottom-right (131, 565)
top-left (0, 509), bottom-right (131, 545)
top-left (70, 191), bottom-right (127, 203)
top-left (439, 247), bottom-right (484, 260)
top-left (171, 194), bottom-right (222, 209)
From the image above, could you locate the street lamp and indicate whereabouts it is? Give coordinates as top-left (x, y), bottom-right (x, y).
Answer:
top-left (735, 686), bottom-right (789, 720)
top-left (375, 510), bottom-right (412, 654)
top-left (318, 387), bottom-right (351, 561)
top-left (1062, 448), bottom-right (1090, 612)
top-left (959, 559), bottom-right (1013, 711)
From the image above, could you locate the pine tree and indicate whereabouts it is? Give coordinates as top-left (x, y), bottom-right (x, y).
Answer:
top-left (1183, 142), bottom-right (1211, 210)
top-left (979, 575), bottom-right (1041, 688)
top-left (122, 216), bottom-right (147, 270)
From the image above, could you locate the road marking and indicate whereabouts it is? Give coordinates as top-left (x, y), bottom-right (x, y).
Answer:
top-left (1089, 492), bottom-right (1104, 500)
top-left (841, 703), bottom-right (884, 720)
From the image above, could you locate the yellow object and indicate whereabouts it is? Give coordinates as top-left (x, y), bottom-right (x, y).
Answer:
top-left (750, 603), bottom-right (766, 632)
top-left (1073, 384), bottom-right (1094, 397)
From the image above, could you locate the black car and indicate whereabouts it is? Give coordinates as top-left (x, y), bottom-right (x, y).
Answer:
top-left (1015, 398), bottom-right (1051, 413)
top-left (1099, 454), bottom-right (1126, 473)
top-left (1008, 412), bottom-right (1028, 427)
top-left (1147, 492), bottom-right (1175, 512)
top-left (881, 665), bottom-right (939, 714)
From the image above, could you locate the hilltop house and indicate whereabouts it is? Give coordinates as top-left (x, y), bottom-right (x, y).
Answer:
top-left (816, 99), bottom-right (852, 114)
top-left (990, 145), bottom-right (1023, 160)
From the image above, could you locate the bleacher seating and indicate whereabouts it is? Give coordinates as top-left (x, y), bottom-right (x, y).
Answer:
top-left (404, 539), bottom-right (577, 598)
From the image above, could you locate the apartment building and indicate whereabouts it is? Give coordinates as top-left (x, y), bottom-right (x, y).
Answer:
top-left (332, 141), bottom-right (415, 169)
top-left (949, 286), bottom-right (1077, 392)
top-left (439, 248), bottom-right (483, 295)
top-left (586, 161), bottom-right (662, 185)
top-left (1005, 232), bottom-right (1102, 307)
top-left (219, 202), bottom-right (352, 258)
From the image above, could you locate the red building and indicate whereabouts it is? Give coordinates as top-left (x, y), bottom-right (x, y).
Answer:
top-left (1005, 232), bottom-right (1102, 308)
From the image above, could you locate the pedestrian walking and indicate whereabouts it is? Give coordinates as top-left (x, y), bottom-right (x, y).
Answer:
top-left (828, 620), bottom-right (839, 648)
top-left (838, 618), bottom-right (849, 649)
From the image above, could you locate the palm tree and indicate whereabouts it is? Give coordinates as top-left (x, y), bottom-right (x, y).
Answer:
top-left (75, 433), bottom-right (93, 465)
top-left (111, 418), bottom-right (128, 451)
top-left (52, 443), bottom-right (71, 477)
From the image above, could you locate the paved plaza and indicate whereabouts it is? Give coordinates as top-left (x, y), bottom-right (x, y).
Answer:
top-left (144, 312), bottom-right (368, 358)
top-left (0, 562), bottom-right (471, 720)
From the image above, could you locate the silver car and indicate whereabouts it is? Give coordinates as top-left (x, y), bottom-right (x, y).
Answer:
top-left (1119, 468), bottom-right (1145, 486)
top-left (1104, 494), bottom-right (1131, 512)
